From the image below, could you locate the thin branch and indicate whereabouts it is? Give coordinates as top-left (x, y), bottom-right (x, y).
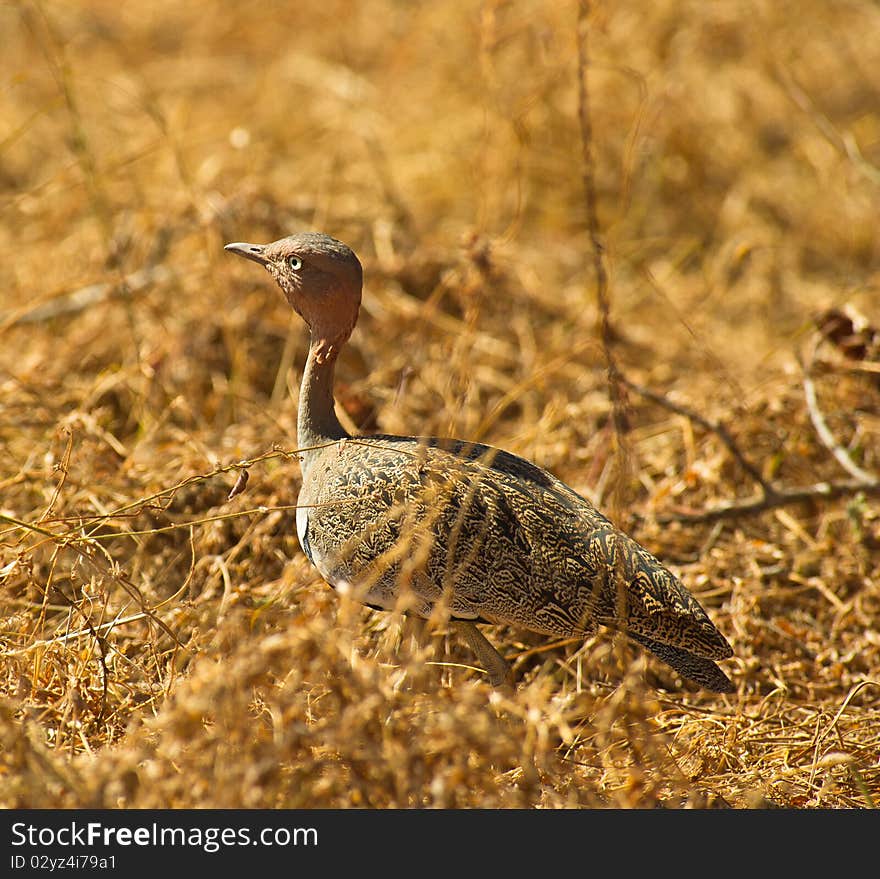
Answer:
top-left (622, 368), bottom-right (879, 523)
top-left (0, 510), bottom-right (189, 654)
top-left (577, 1), bottom-right (633, 529)
top-left (650, 478), bottom-right (880, 524)
top-left (0, 265), bottom-right (172, 330)
top-left (576, 1), bottom-right (627, 437)
top-left (773, 63), bottom-right (880, 187)
top-left (620, 375), bottom-right (774, 496)
top-left (801, 364), bottom-right (876, 485)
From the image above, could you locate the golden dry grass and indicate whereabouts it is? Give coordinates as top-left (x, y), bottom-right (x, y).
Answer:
top-left (1, 0), bottom-right (879, 809)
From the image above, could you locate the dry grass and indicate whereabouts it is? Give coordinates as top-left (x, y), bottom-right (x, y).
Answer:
top-left (2, 0), bottom-right (879, 809)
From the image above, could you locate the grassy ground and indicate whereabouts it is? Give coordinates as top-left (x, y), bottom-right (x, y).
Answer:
top-left (1, 0), bottom-right (879, 808)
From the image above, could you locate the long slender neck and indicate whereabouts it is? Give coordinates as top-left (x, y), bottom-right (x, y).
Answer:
top-left (297, 336), bottom-right (348, 473)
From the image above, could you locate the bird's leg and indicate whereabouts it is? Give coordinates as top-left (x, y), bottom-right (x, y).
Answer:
top-left (451, 620), bottom-right (515, 690)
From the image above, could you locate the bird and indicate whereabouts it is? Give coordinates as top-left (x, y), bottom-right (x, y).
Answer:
top-left (224, 231), bottom-right (736, 693)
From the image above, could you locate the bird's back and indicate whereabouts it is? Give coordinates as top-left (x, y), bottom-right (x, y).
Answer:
top-left (297, 434), bottom-right (733, 688)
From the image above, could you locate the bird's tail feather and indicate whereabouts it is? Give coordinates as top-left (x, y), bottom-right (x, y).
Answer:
top-left (628, 631), bottom-right (735, 693)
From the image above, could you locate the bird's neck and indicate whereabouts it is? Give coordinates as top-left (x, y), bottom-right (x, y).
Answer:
top-left (297, 336), bottom-right (349, 472)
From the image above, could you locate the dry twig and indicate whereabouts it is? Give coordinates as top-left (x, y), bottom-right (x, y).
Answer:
top-left (621, 376), bottom-right (773, 495)
top-left (623, 366), bottom-right (879, 524)
top-left (800, 351), bottom-right (875, 485)
top-left (576, 1), bottom-right (627, 440)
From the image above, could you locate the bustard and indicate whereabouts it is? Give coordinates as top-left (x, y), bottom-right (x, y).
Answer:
top-left (225, 232), bottom-right (735, 693)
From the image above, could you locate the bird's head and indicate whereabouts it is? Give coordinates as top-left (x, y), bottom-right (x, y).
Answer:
top-left (225, 232), bottom-right (363, 363)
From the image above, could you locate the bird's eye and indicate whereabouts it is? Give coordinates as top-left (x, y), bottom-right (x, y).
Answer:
top-left (288, 256), bottom-right (302, 270)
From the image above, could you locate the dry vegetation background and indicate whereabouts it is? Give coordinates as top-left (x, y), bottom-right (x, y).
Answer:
top-left (1, 0), bottom-right (879, 810)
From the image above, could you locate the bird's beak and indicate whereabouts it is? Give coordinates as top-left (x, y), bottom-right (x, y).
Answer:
top-left (224, 242), bottom-right (268, 265)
